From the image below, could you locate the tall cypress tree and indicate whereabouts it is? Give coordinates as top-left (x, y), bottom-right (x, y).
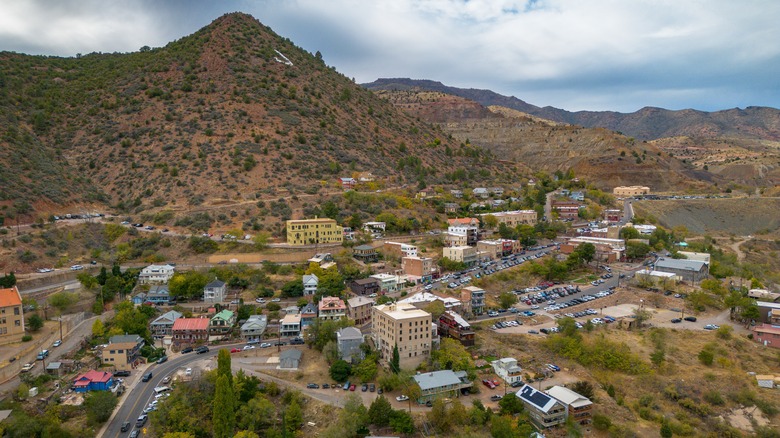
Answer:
top-left (217, 348), bottom-right (232, 385)
top-left (391, 344), bottom-right (400, 374)
top-left (213, 374), bottom-right (236, 438)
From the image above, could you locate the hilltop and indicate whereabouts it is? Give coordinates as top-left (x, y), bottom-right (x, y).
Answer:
top-left (0, 13), bottom-right (507, 219)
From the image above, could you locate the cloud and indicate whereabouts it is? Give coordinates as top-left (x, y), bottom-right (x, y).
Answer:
top-left (0, 0), bottom-right (777, 112)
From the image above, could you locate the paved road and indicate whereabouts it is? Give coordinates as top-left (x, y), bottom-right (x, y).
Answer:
top-left (101, 344), bottom-right (241, 438)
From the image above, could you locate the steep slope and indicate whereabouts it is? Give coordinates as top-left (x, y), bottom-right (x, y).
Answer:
top-left (371, 89), bottom-right (720, 192)
top-left (363, 78), bottom-right (780, 141)
top-left (0, 14), bottom-right (503, 217)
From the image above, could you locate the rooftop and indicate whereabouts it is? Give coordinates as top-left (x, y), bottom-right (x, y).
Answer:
top-left (0, 286), bottom-right (22, 308)
top-left (517, 384), bottom-right (559, 413)
top-left (337, 326), bottom-right (363, 341)
top-left (108, 334), bottom-right (143, 345)
top-left (546, 386), bottom-right (592, 408)
top-left (413, 370), bottom-right (465, 391)
top-left (172, 318), bottom-right (210, 331)
top-left (347, 296), bottom-right (375, 308)
top-left (374, 303), bottom-right (431, 321)
top-left (655, 258), bottom-right (707, 271)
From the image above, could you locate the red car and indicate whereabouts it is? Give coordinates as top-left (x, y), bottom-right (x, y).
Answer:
top-left (349, 384), bottom-right (356, 391)
top-left (230, 348), bottom-right (241, 353)
top-left (482, 379), bottom-right (496, 389)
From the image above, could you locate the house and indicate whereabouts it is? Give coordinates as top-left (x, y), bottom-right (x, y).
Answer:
top-left (654, 258), bottom-right (708, 283)
top-left (241, 315), bottom-right (268, 343)
top-left (546, 386), bottom-right (593, 425)
top-left (447, 218), bottom-right (479, 245)
top-left (352, 245), bottom-right (379, 263)
top-left (0, 286), bottom-right (24, 343)
top-left (286, 218), bottom-right (343, 245)
top-left (138, 264), bottom-right (175, 285)
top-left (613, 186), bottom-right (650, 197)
top-left (383, 242), bottom-right (418, 260)
top-left (412, 370), bottom-right (472, 404)
top-left (203, 279), bottom-right (227, 303)
top-left (472, 188), bottom-right (489, 198)
top-left (370, 273), bottom-right (400, 294)
top-left (477, 240), bottom-right (515, 260)
top-left (603, 209), bottom-right (623, 223)
top-left (443, 246), bottom-right (477, 267)
top-left (461, 286), bottom-right (485, 316)
top-left (172, 318), bottom-right (210, 347)
top-left (150, 310), bottom-right (183, 338)
top-left (337, 326), bottom-right (365, 362)
top-left (489, 187), bottom-right (504, 196)
top-left (307, 253), bottom-right (335, 269)
top-left (444, 203), bottom-right (459, 214)
top-left (349, 277), bottom-right (381, 296)
top-left (560, 237), bottom-right (626, 263)
top-left (438, 311), bottom-right (475, 346)
top-left (280, 314), bottom-right (301, 337)
top-left (347, 296), bottom-right (375, 325)
top-left (318, 297), bottom-right (347, 321)
top-left (552, 200), bottom-right (583, 220)
top-left (131, 293), bottom-right (147, 306)
top-left (372, 303), bottom-right (432, 369)
top-left (569, 191), bottom-right (585, 201)
top-left (358, 172), bottom-right (375, 182)
top-left (303, 274), bottom-right (319, 296)
top-left (480, 210), bottom-right (537, 227)
top-left (146, 285), bottom-right (172, 305)
top-left (73, 370), bottom-right (114, 392)
top-left (46, 361), bottom-right (64, 377)
top-left (279, 349), bottom-right (302, 369)
top-left (300, 302), bottom-right (318, 327)
top-left (401, 256), bottom-right (435, 279)
top-left (516, 384), bottom-right (567, 429)
top-left (210, 310), bottom-right (236, 337)
top-left (752, 324), bottom-right (780, 349)
top-left (102, 334), bottom-right (144, 371)
top-left (450, 189), bottom-right (463, 198)
top-left (492, 358), bottom-right (523, 385)
top-left (363, 221), bottom-right (386, 233)
top-left (339, 177), bottom-right (357, 190)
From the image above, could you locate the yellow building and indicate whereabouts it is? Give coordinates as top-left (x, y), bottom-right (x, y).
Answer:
top-left (286, 218), bottom-right (343, 245)
top-left (0, 286), bottom-right (24, 343)
top-left (372, 303), bottom-right (432, 370)
top-left (613, 186), bottom-right (650, 197)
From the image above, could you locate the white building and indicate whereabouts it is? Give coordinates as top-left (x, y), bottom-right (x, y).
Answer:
top-left (370, 273), bottom-right (401, 293)
top-left (400, 292), bottom-right (462, 311)
top-left (203, 279), bottom-right (227, 303)
top-left (302, 274), bottom-right (319, 296)
top-left (492, 357), bottom-right (524, 385)
top-left (138, 264), bottom-right (175, 285)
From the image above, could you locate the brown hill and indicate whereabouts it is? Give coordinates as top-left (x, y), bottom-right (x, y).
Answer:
top-left (371, 88), bottom-right (720, 192)
top-left (364, 78), bottom-right (780, 141)
top-left (0, 13), bottom-right (506, 219)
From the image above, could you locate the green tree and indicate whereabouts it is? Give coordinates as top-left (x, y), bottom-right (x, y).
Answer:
top-left (27, 314), bottom-right (44, 331)
top-left (498, 393), bottom-right (524, 415)
top-left (284, 400), bottom-right (303, 435)
top-left (169, 271), bottom-right (210, 300)
top-left (490, 415), bottom-right (517, 438)
top-left (390, 344), bottom-right (400, 373)
top-left (632, 307), bottom-right (652, 328)
top-left (236, 393), bottom-right (275, 432)
top-left (389, 409), bottom-right (415, 434)
top-left (329, 360), bottom-right (352, 382)
top-left (84, 391), bottom-right (118, 425)
top-left (660, 419), bottom-right (673, 438)
top-left (77, 272), bottom-right (99, 290)
top-left (281, 280), bottom-right (304, 298)
top-left (427, 398), bottom-right (452, 433)
top-left (368, 395), bottom-right (393, 427)
top-left (92, 319), bottom-right (106, 338)
top-left (353, 357), bottom-right (378, 382)
top-left (424, 300), bottom-right (446, 319)
top-left (432, 338), bottom-right (475, 374)
top-left (213, 374), bottom-right (236, 438)
top-left (0, 272), bottom-right (17, 287)
top-left (698, 349), bottom-right (714, 366)
top-left (48, 291), bottom-right (78, 314)
top-left (498, 292), bottom-right (518, 309)
top-left (217, 348), bottom-right (232, 385)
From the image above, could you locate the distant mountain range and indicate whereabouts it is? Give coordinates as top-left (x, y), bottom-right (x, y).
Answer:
top-left (363, 78), bottom-right (780, 141)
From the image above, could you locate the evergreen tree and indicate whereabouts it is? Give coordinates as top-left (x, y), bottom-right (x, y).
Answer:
top-left (660, 420), bottom-right (673, 438)
top-left (213, 374), bottom-right (236, 438)
top-left (217, 348), bottom-right (232, 385)
top-left (368, 395), bottom-right (393, 427)
top-left (284, 400), bottom-right (303, 435)
top-left (391, 344), bottom-right (400, 374)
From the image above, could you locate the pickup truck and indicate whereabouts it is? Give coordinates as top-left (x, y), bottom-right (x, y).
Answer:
top-left (21, 363), bottom-right (35, 373)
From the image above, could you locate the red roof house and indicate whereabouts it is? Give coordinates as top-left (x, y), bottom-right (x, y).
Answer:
top-left (73, 370), bottom-right (113, 392)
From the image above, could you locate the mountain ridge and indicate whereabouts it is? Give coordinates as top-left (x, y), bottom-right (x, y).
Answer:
top-left (363, 78), bottom-right (780, 141)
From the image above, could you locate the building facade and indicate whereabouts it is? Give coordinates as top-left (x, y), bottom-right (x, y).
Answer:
top-left (443, 246), bottom-right (478, 266)
top-left (150, 310), bottom-right (182, 338)
top-left (0, 286), bottom-right (24, 342)
top-left (302, 274), bottom-right (319, 296)
top-left (209, 310), bottom-right (236, 336)
top-left (372, 303), bottom-right (432, 370)
top-left (280, 314), bottom-right (302, 337)
top-left (492, 357), bottom-right (523, 385)
top-left (347, 296), bottom-right (375, 325)
top-left (383, 242), bottom-right (418, 260)
top-left (349, 278), bottom-right (381, 296)
top-left (203, 279), bottom-right (227, 303)
top-left (412, 370), bottom-right (472, 404)
top-left (402, 256), bottom-right (435, 279)
top-left (516, 384), bottom-right (567, 429)
top-left (481, 210), bottom-right (537, 227)
top-left (172, 318), bottom-right (210, 346)
top-left (461, 286), bottom-right (485, 316)
top-left (352, 245), bottom-right (379, 263)
top-left (654, 258), bottom-right (708, 283)
top-left (286, 218), bottom-right (343, 245)
top-left (318, 297), bottom-right (347, 320)
top-left (438, 311), bottom-right (475, 346)
top-left (138, 264), bottom-right (175, 285)
top-left (241, 315), bottom-right (268, 342)
top-left (102, 334), bottom-right (145, 371)
top-left (547, 386), bottom-right (593, 425)
top-left (337, 326), bottom-right (365, 362)
top-left (613, 186), bottom-right (650, 197)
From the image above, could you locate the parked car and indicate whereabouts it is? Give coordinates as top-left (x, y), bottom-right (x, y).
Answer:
top-left (322, 383), bottom-right (330, 389)
top-left (361, 383), bottom-right (368, 392)
top-left (349, 384), bottom-right (356, 391)
top-left (185, 368), bottom-right (193, 376)
top-left (490, 395), bottom-right (503, 401)
top-left (162, 376), bottom-right (171, 384)
top-left (704, 324), bottom-right (720, 330)
top-left (52, 340), bottom-right (62, 348)
top-left (671, 318), bottom-right (682, 323)
top-left (510, 381), bottom-right (524, 388)
top-left (306, 383), bottom-right (320, 389)
top-left (36, 350), bottom-right (49, 360)
top-left (181, 347), bottom-right (193, 354)
top-left (114, 370), bottom-right (131, 377)
top-left (547, 364), bottom-right (560, 372)
top-left (136, 414), bottom-right (148, 428)
top-left (243, 345), bottom-right (255, 350)
top-left (21, 363), bottom-right (35, 372)
top-left (684, 316), bottom-right (697, 322)
top-left (482, 379), bottom-right (496, 389)
top-left (142, 372), bottom-right (153, 382)
top-left (259, 342), bottom-right (272, 348)
top-left (396, 395), bottom-right (409, 402)
top-left (156, 355), bottom-right (168, 364)
top-left (121, 422), bottom-right (131, 432)
top-left (230, 348), bottom-right (242, 353)
top-left (369, 383), bottom-right (376, 392)
top-left (196, 346), bottom-right (209, 354)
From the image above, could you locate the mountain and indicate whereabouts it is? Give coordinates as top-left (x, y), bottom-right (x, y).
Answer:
top-left (369, 88), bottom-right (722, 192)
top-left (363, 78), bottom-right (780, 141)
top-left (0, 14), bottom-right (506, 218)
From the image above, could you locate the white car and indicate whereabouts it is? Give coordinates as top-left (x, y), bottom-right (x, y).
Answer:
top-left (243, 345), bottom-right (256, 350)
top-left (259, 342), bottom-right (272, 348)
top-left (396, 395), bottom-right (409, 402)
top-left (255, 298), bottom-right (266, 303)
top-left (185, 368), bottom-right (192, 376)
top-left (271, 298), bottom-right (281, 302)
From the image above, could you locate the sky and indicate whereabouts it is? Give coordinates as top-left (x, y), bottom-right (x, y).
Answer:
top-left (1, 0), bottom-right (778, 112)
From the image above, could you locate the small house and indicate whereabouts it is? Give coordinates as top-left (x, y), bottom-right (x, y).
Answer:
top-left (73, 370), bottom-right (114, 392)
top-left (279, 349), bottom-right (302, 369)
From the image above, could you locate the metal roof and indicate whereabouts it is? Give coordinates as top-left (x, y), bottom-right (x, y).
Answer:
top-left (517, 384), bottom-right (559, 413)
top-left (413, 370), bottom-right (462, 391)
top-left (654, 258), bottom-right (706, 271)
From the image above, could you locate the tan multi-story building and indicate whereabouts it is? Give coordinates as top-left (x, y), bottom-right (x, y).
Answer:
top-left (480, 210), bottom-right (537, 227)
top-left (102, 334), bottom-right (145, 371)
top-left (286, 218), bottom-right (343, 245)
top-left (401, 256), bottom-right (435, 279)
top-left (443, 245), bottom-right (477, 266)
top-left (613, 186), bottom-right (650, 197)
top-left (444, 232), bottom-right (469, 247)
top-left (347, 296), bottom-right (375, 325)
top-left (0, 286), bottom-right (24, 342)
top-left (372, 303), bottom-right (432, 370)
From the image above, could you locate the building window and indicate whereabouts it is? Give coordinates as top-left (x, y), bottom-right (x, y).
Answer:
top-left (14, 308), bottom-right (19, 315)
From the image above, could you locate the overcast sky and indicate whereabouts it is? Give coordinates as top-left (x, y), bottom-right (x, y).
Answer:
top-left (1, 0), bottom-right (778, 112)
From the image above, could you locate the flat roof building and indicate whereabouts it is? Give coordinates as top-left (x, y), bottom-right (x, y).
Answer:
top-left (372, 303), bottom-right (432, 370)
top-left (286, 218), bottom-right (343, 245)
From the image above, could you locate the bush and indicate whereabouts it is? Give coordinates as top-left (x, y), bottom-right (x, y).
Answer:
top-left (21, 334), bottom-right (32, 342)
top-left (698, 349), bottom-right (714, 366)
top-left (716, 325), bottom-right (733, 340)
top-left (592, 414), bottom-right (612, 430)
top-left (704, 390), bottom-right (725, 406)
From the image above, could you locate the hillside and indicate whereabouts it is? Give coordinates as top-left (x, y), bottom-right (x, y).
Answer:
top-left (363, 78), bottom-right (780, 141)
top-left (0, 14), bottom-right (509, 220)
top-left (632, 198), bottom-right (780, 235)
top-left (371, 89), bottom-right (720, 192)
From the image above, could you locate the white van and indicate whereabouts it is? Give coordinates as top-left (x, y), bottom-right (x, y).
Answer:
top-left (153, 386), bottom-right (171, 395)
